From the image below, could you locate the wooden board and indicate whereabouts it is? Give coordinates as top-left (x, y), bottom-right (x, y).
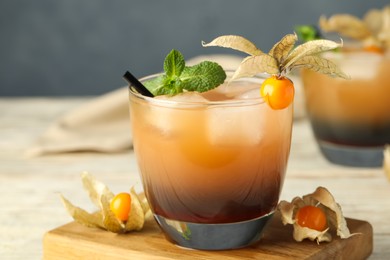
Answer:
top-left (43, 216), bottom-right (373, 260)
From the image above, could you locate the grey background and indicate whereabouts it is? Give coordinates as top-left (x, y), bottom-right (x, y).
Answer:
top-left (1, 0), bottom-right (388, 96)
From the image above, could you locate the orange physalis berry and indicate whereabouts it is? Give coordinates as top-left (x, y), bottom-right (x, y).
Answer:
top-left (295, 205), bottom-right (327, 231)
top-left (110, 192), bottom-right (132, 222)
top-left (260, 75), bottom-right (294, 110)
top-left (363, 45), bottom-right (384, 54)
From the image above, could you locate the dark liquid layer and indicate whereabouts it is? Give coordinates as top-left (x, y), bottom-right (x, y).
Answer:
top-left (310, 117), bottom-right (390, 147)
top-left (145, 180), bottom-right (281, 224)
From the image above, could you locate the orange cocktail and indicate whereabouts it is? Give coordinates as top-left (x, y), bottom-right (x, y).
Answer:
top-left (301, 51), bottom-right (390, 166)
top-left (129, 72), bottom-right (293, 249)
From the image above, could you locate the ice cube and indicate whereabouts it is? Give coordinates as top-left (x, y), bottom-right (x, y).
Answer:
top-left (207, 104), bottom-right (267, 146)
top-left (148, 92), bottom-right (208, 135)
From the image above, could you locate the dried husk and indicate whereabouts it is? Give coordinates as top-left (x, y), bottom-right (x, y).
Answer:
top-left (364, 8), bottom-right (384, 36)
top-left (124, 188), bottom-right (146, 231)
top-left (278, 186), bottom-right (354, 243)
top-left (378, 6), bottom-right (390, 48)
top-left (319, 6), bottom-right (390, 49)
top-left (294, 225), bottom-right (331, 243)
top-left (291, 55), bottom-right (350, 79)
top-left (282, 39), bottom-right (342, 70)
top-left (61, 172), bottom-right (149, 233)
top-left (202, 34), bottom-right (347, 83)
top-left (268, 33), bottom-right (298, 64)
top-left (60, 195), bottom-right (104, 229)
top-left (136, 192), bottom-right (153, 221)
top-left (319, 14), bottom-right (372, 40)
top-left (202, 35), bottom-right (263, 56)
top-left (230, 54), bottom-right (279, 81)
top-left (81, 171), bottom-right (114, 208)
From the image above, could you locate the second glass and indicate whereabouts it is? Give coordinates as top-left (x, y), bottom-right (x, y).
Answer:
top-left (301, 51), bottom-right (390, 167)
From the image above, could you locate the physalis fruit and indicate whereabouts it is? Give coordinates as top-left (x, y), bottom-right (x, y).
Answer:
top-left (110, 192), bottom-right (132, 222)
top-left (260, 75), bottom-right (294, 110)
top-left (60, 172), bottom-right (152, 233)
top-left (203, 34), bottom-right (349, 109)
top-left (278, 186), bottom-right (355, 243)
top-left (295, 205), bottom-right (327, 231)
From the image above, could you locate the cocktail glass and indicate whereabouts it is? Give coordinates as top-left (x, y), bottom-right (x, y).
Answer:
top-left (301, 51), bottom-right (390, 167)
top-left (129, 71), bottom-right (293, 250)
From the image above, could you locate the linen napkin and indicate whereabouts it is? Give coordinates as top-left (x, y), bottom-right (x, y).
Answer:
top-left (26, 87), bottom-right (132, 156)
top-left (26, 55), bottom-right (246, 156)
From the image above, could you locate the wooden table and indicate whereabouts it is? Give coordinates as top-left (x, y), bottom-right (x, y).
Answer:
top-left (1, 98), bottom-right (389, 259)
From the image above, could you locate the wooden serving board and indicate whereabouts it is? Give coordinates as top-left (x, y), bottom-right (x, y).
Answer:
top-left (43, 216), bottom-right (373, 260)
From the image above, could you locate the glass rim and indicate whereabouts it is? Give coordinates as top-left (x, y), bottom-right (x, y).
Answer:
top-left (129, 70), bottom-right (267, 107)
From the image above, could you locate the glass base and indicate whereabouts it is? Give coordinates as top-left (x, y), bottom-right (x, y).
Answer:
top-left (318, 140), bottom-right (384, 167)
top-left (154, 212), bottom-right (274, 250)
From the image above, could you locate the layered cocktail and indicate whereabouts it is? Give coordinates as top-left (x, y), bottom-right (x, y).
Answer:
top-left (302, 51), bottom-right (390, 166)
top-left (129, 72), bottom-right (293, 249)
top-left (300, 6), bottom-right (390, 166)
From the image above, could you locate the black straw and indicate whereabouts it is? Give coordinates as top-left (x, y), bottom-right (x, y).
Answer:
top-left (123, 71), bottom-right (154, 97)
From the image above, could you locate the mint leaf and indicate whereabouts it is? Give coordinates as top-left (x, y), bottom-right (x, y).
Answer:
top-left (159, 76), bottom-right (184, 95)
top-left (164, 49), bottom-right (185, 78)
top-left (143, 75), bottom-right (164, 93)
top-left (180, 61), bottom-right (226, 92)
top-left (295, 25), bottom-right (322, 43)
top-left (144, 49), bottom-right (226, 96)
top-left (144, 49), bottom-right (185, 96)
top-left (144, 74), bottom-right (184, 96)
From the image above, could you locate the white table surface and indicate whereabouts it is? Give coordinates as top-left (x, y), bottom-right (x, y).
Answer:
top-left (1, 97), bottom-right (389, 259)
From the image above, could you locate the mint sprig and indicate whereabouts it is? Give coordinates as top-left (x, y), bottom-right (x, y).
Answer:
top-left (294, 25), bottom-right (322, 43)
top-left (144, 49), bottom-right (226, 96)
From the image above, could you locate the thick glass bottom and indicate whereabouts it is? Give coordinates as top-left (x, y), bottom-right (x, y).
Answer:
top-left (154, 212), bottom-right (274, 250)
top-left (318, 140), bottom-right (384, 167)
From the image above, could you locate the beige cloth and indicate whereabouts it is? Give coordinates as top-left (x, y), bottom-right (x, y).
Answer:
top-left (26, 87), bottom-right (132, 156)
top-left (26, 55), bottom-right (245, 156)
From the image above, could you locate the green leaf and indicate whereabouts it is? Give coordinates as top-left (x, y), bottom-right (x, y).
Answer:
top-left (159, 76), bottom-right (184, 95)
top-left (164, 49), bottom-right (185, 78)
top-left (144, 50), bottom-right (226, 96)
top-left (295, 25), bottom-right (322, 43)
top-left (180, 61), bottom-right (226, 92)
top-left (143, 75), bottom-right (165, 95)
top-left (144, 76), bottom-right (183, 96)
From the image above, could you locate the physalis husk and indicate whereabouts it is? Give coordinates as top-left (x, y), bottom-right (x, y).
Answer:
top-left (60, 172), bottom-right (152, 233)
top-left (278, 186), bottom-right (355, 244)
top-left (202, 34), bottom-right (349, 82)
top-left (319, 5), bottom-right (390, 50)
